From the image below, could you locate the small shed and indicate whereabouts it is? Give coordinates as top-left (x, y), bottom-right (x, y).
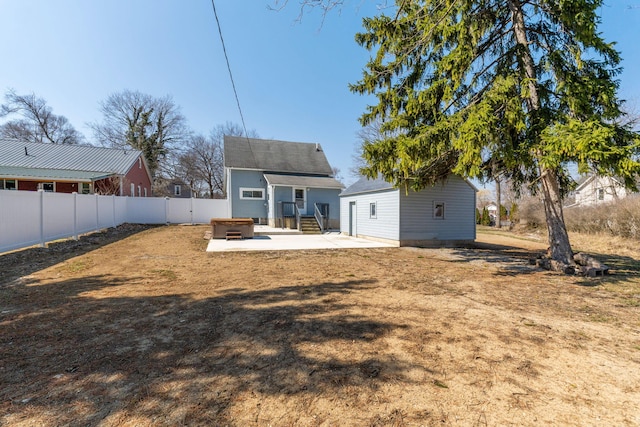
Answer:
top-left (340, 174), bottom-right (476, 247)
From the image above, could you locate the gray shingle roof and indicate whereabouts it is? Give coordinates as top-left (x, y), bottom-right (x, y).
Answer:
top-left (0, 138), bottom-right (143, 175)
top-left (340, 175), bottom-right (395, 196)
top-left (223, 136), bottom-right (334, 175)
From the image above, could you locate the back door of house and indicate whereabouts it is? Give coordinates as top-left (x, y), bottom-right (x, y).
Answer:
top-left (294, 188), bottom-right (306, 215)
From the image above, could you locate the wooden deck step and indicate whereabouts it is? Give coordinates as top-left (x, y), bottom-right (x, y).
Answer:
top-left (226, 231), bottom-right (243, 240)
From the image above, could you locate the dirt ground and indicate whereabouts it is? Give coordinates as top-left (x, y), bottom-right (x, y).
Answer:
top-left (1, 224), bottom-right (639, 426)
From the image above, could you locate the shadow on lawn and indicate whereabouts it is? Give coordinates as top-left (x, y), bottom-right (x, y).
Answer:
top-left (449, 241), bottom-right (640, 284)
top-left (0, 224), bottom-right (158, 286)
top-left (0, 274), bottom-right (414, 425)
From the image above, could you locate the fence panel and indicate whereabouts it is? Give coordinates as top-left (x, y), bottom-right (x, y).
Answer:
top-left (43, 192), bottom-right (75, 241)
top-left (0, 190), bottom-right (43, 252)
top-left (166, 198), bottom-right (193, 224)
top-left (192, 198), bottom-right (228, 223)
top-left (126, 197), bottom-right (168, 224)
top-left (97, 194), bottom-right (117, 229)
top-left (76, 194), bottom-right (100, 234)
top-left (1, 191), bottom-right (233, 253)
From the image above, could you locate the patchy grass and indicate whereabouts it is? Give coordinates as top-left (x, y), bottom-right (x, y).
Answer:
top-left (1, 224), bottom-right (639, 426)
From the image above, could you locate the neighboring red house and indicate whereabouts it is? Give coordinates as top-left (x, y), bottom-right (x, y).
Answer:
top-left (0, 138), bottom-right (152, 196)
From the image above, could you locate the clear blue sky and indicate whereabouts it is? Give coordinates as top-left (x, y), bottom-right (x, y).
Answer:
top-left (1, 1), bottom-right (638, 186)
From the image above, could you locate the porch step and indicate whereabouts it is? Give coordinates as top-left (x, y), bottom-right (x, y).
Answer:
top-left (299, 216), bottom-right (322, 234)
top-left (225, 231), bottom-right (243, 240)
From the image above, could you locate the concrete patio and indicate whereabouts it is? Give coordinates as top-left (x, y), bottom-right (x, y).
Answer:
top-left (206, 226), bottom-right (395, 252)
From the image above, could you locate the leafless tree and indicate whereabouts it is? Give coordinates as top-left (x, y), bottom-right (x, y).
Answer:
top-left (0, 89), bottom-right (85, 144)
top-left (178, 122), bottom-right (258, 198)
top-left (91, 90), bottom-right (189, 179)
top-left (351, 118), bottom-right (400, 179)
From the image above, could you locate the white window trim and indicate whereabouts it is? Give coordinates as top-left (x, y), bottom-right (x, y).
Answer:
top-left (369, 202), bottom-right (377, 219)
top-left (433, 201), bottom-right (445, 219)
top-left (239, 187), bottom-right (265, 200)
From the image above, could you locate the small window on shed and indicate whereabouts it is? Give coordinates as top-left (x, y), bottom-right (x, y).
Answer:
top-left (174, 185), bottom-right (181, 196)
top-left (369, 202), bottom-right (377, 219)
top-left (597, 188), bottom-right (604, 200)
top-left (433, 201), bottom-right (445, 219)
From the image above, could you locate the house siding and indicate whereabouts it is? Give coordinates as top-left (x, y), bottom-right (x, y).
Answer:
top-left (122, 157), bottom-right (152, 197)
top-left (307, 188), bottom-right (341, 228)
top-left (574, 176), bottom-right (628, 206)
top-left (340, 189), bottom-right (400, 241)
top-left (399, 175), bottom-right (476, 243)
top-left (229, 169), bottom-right (267, 219)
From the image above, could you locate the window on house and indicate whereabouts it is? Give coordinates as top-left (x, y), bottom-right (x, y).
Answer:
top-left (174, 185), bottom-right (181, 196)
top-left (39, 183), bottom-right (54, 192)
top-left (433, 201), bottom-right (445, 219)
top-left (80, 183), bottom-right (91, 194)
top-left (369, 202), bottom-right (377, 219)
top-left (4, 179), bottom-right (17, 190)
top-left (137, 185), bottom-right (141, 197)
top-left (138, 158), bottom-right (142, 169)
top-left (597, 188), bottom-right (604, 200)
top-left (144, 188), bottom-right (148, 197)
top-left (130, 183), bottom-right (135, 197)
top-left (240, 187), bottom-right (265, 200)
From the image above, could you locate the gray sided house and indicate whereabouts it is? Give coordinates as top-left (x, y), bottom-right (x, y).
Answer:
top-left (340, 174), bottom-right (477, 247)
top-left (223, 136), bottom-right (343, 229)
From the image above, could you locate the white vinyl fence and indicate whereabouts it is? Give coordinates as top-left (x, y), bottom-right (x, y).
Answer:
top-left (0, 190), bottom-right (229, 253)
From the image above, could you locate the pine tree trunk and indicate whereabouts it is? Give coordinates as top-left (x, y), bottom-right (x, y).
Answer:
top-left (495, 177), bottom-right (501, 229)
top-left (509, 0), bottom-right (574, 266)
top-left (540, 167), bottom-right (574, 265)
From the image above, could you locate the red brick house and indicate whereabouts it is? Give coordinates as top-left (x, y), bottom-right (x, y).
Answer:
top-left (0, 138), bottom-right (152, 196)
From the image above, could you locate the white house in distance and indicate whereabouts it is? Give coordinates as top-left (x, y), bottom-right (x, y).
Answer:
top-left (571, 175), bottom-right (630, 207)
top-left (339, 174), bottom-right (477, 247)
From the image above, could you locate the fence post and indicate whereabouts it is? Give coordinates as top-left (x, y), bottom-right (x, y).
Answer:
top-left (38, 189), bottom-right (45, 247)
top-left (165, 197), bottom-right (170, 224)
top-left (190, 197), bottom-right (194, 225)
top-left (112, 195), bottom-right (117, 228)
top-left (73, 192), bottom-right (78, 240)
top-left (95, 193), bottom-right (100, 230)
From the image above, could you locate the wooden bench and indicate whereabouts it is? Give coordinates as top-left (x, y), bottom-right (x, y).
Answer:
top-left (210, 218), bottom-right (255, 239)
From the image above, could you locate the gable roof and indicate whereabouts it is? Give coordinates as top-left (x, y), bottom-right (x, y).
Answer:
top-left (341, 173), bottom-right (478, 196)
top-left (0, 138), bottom-right (144, 177)
top-left (340, 175), bottom-right (394, 196)
top-left (223, 136), bottom-right (334, 176)
top-left (574, 174), bottom-right (625, 192)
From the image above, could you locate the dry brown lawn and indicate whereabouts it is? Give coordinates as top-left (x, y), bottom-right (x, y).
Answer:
top-left (1, 224), bottom-right (639, 426)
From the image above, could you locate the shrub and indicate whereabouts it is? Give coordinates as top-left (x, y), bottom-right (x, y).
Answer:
top-left (564, 195), bottom-right (640, 239)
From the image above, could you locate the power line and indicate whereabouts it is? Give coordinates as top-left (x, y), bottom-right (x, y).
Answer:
top-left (210, 0), bottom-right (250, 140)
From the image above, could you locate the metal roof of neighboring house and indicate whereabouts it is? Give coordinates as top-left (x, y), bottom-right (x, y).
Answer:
top-left (223, 136), bottom-right (334, 175)
top-left (263, 173), bottom-right (344, 189)
top-left (0, 166), bottom-right (112, 181)
top-left (0, 138), bottom-right (143, 175)
top-left (340, 175), bottom-right (395, 196)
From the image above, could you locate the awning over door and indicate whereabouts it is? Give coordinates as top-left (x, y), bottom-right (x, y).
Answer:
top-left (263, 173), bottom-right (343, 189)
